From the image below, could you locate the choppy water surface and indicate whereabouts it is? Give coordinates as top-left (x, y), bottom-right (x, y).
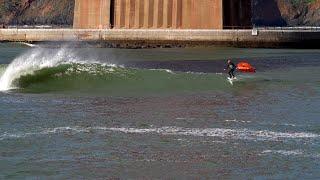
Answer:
top-left (0, 43), bottom-right (319, 179)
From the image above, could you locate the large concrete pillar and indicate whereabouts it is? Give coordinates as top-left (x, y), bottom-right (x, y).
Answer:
top-left (162, 0), bottom-right (173, 28)
top-left (143, 0), bottom-right (149, 28)
top-left (134, 0), bottom-right (140, 28)
top-left (139, 0), bottom-right (144, 28)
top-left (114, 0), bottom-right (121, 28)
top-left (73, 0), bottom-right (111, 29)
top-left (167, 0), bottom-right (173, 28)
top-left (89, 0), bottom-right (224, 30)
top-left (172, 0), bottom-right (182, 28)
top-left (181, 0), bottom-right (190, 29)
top-left (181, 0), bottom-right (223, 29)
top-left (153, 0), bottom-right (159, 28)
top-left (120, 0), bottom-right (126, 28)
top-left (212, 0), bottom-right (223, 29)
top-left (148, 0), bottom-right (154, 28)
top-left (162, 0), bottom-right (168, 28)
top-left (157, 0), bottom-right (164, 28)
top-left (129, 0), bottom-right (136, 28)
top-left (125, 0), bottom-right (131, 28)
top-left (172, 0), bottom-right (178, 28)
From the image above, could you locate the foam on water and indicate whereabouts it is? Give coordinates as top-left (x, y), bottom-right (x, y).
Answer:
top-left (261, 150), bottom-right (320, 158)
top-left (225, 119), bottom-right (252, 123)
top-left (149, 69), bottom-right (175, 74)
top-left (262, 150), bottom-right (304, 156)
top-left (1, 126), bottom-right (319, 142)
top-left (18, 42), bottom-right (39, 48)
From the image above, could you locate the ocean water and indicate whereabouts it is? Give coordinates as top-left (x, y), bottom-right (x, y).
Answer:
top-left (0, 43), bottom-right (319, 179)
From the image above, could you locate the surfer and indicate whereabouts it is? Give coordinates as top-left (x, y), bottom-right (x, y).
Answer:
top-left (225, 59), bottom-right (236, 79)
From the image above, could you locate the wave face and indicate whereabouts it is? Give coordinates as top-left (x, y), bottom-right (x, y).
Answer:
top-left (0, 47), bottom-right (233, 94)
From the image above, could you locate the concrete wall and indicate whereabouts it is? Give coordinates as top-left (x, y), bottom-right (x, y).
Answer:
top-left (73, 0), bottom-right (255, 30)
top-left (73, 0), bottom-right (111, 29)
top-left (1, 29), bottom-right (320, 48)
top-left (113, 0), bottom-right (223, 29)
top-left (74, 0), bottom-right (223, 29)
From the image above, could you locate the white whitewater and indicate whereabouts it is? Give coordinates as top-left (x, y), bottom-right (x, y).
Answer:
top-left (1, 126), bottom-right (318, 142)
top-left (0, 47), bottom-right (77, 91)
top-left (19, 42), bottom-right (39, 47)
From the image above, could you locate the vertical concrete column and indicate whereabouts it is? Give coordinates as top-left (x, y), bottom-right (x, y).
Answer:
top-left (102, 0), bottom-right (111, 29)
top-left (115, 0), bottom-right (121, 28)
top-left (73, 0), bottom-right (80, 28)
top-left (157, 0), bottom-right (163, 28)
top-left (100, 0), bottom-right (104, 28)
top-left (153, 0), bottom-right (159, 28)
top-left (167, 0), bottom-right (173, 28)
top-left (172, 0), bottom-right (178, 28)
top-left (172, 0), bottom-right (182, 28)
top-left (143, 0), bottom-right (149, 28)
top-left (120, 0), bottom-right (126, 28)
top-left (162, 0), bottom-right (168, 28)
top-left (138, 0), bottom-right (144, 28)
top-left (73, 0), bottom-right (111, 29)
top-left (176, 0), bottom-right (182, 28)
top-left (214, 0), bottom-right (223, 29)
top-left (134, 0), bottom-right (140, 28)
top-left (172, 0), bottom-right (182, 29)
top-left (191, 0), bottom-right (198, 28)
top-left (148, 0), bottom-right (154, 28)
top-left (181, 0), bottom-right (191, 29)
top-left (129, 0), bottom-right (136, 28)
top-left (80, 0), bottom-right (89, 28)
top-left (125, 0), bottom-right (130, 28)
top-left (88, 0), bottom-right (94, 28)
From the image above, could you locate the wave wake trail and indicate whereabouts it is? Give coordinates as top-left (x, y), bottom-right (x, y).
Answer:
top-left (1, 126), bottom-right (319, 142)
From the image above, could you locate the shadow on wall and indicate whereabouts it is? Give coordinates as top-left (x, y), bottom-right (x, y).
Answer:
top-left (252, 0), bottom-right (287, 27)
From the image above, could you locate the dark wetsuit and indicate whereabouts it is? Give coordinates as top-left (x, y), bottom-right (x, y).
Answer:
top-left (226, 62), bottom-right (236, 78)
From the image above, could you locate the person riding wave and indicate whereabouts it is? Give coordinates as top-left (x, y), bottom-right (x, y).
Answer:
top-left (225, 59), bottom-right (236, 79)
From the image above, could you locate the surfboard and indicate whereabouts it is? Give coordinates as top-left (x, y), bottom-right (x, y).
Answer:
top-left (227, 77), bottom-right (237, 85)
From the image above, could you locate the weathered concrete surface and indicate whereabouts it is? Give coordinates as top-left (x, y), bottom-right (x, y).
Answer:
top-left (113, 0), bottom-right (223, 29)
top-left (1, 29), bottom-right (320, 48)
top-left (73, 0), bottom-right (111, 29)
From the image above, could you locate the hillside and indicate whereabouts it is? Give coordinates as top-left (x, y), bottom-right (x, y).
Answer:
top-left (253, 0), bottom-right (320, 26)
top-left (0, 0), bottom-right (74, 26)
top-left (0, 0), bottom-right (319, 27)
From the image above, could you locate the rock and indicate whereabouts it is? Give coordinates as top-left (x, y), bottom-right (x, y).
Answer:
top-left (0, 0), bottom-right (74, 26)
top-left (254, 0), bottom-right (320, 27)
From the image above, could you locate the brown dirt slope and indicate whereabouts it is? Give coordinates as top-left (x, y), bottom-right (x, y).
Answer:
top-left (0, 0), bottom-right (74, 26)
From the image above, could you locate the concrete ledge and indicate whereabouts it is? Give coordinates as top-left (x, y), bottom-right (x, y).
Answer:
top-left (1, 29), bottom-right (320, 48)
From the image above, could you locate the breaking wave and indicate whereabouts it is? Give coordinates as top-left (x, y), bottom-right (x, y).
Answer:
top-left (0, 47), bottom-right (231, 94)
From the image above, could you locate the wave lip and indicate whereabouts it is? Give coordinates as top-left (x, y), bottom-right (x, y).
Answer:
top-left (1, 126), bottom-right (319, 142)
top-left (0, 47), bottom-right (75, 91)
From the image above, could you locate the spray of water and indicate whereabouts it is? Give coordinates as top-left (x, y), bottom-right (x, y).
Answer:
top-left (0, 47), bottom-right (78, 91)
